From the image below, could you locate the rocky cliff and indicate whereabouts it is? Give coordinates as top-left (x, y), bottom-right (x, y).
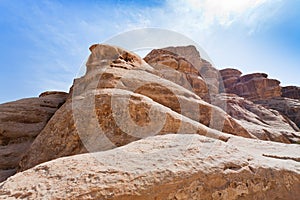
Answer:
top-left (219, 68), bottom-right (281, 101)
top-left (220, 68), bottom-right (300, 129)
top-left (0, 45), bottom-right (299, 199)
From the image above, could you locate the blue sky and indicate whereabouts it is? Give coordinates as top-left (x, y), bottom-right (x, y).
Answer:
top-left (0, 0), bottom-right (299, 103)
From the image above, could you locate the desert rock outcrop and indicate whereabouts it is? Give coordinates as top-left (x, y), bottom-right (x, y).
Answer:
top-left (162, 45), bottom-right (221, 96)
top-left (215, 93), bottom-right (300, 143)
top-left (18, 45), bottom-right (252, 171)
top-left (0, 92), bottom-right (68, 182)
top-left (220, 68), bottom-right (281, 101)
top-left (282, 86), bottom-right (300, 100)
top-left (255, 97), bottom-right (300, 129)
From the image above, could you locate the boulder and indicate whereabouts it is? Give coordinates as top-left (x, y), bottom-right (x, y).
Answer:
top-left (219, 68), bottom-right (242, 93)
top-left (1, 134), bottom-right (300, 199)
top-left (0, 92), bottom-right (68, 182)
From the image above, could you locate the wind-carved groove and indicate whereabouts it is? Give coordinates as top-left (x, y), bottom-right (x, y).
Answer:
top-left (263, 154), bottom-right (300, 162)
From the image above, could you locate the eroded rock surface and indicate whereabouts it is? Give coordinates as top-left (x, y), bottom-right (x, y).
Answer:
top-left (215, 93), bottom-right (300, 143)
top-left (255, 97), bottom-right (300, 129)
top-left (282, 86), bottom-right (300, 100)
top-left (1, 134), bottom-right (299, 200)
top-left (220, 68), bottom-right (281, 101)
top-left (18, 44), bottom-right (252, 171)
top-left (0, 92), bottom-right (68, 182)
top-left (161, 45), bottom-right (221, 96)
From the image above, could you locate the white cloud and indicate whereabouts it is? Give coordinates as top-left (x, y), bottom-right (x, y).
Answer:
top-left (161, 0), bottom-right (283, 32)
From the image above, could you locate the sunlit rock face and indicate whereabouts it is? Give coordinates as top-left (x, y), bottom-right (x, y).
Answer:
top-left (0, 45), bottom-right (299, 200)
top-left (18, 44), bottom-right (251, 172)
top-left (220, 68), bottom-right (281, 101)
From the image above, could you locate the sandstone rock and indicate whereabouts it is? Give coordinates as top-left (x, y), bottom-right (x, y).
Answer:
top-left (144, 48), bottom-right (209, 101)
top-left (160, 45), bottom-right (221, 95)
top-left (1, 134), bottom-right (300, 199)
top-left (282, 86), bottom-right (300, 100)
top-left (215, 93), bottom-right (300, 143)
top-left (0, 92), bottom-right (68, 182)
top-left (219, 68), bottom-right (242, 93)
top-left (18, 44), bottom-right (253, 171)
top-left (255, 97), bottom-right (300, 129)
top-left (219, 68), bottom-right (281, 101)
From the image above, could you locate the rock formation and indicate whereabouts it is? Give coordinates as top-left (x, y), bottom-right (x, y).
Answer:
top-left (144, 49), bottom-right (211, 102)
top-left (282, 86), bottom-right (300, 100)
top-left (255, 97), bottom-right (300, 129)
top-left (162, 45), bottom-right (221, 96)
top-left (1, 134), bottom-right (299, 199)
top-left (0, 92), bottom-right (68, 182)
top-left (220, 68), bottom-right (300, 129)
top-left (220, 68), bottom-right (281, 101)
top-left (215, 93), bottom-right (300, 143)
top-left (0, 45), bottom-right (299, 199)
top-left (18, 45), bottom-right (253, 171)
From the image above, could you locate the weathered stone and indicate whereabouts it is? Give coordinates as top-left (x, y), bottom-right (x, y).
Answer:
top-left (255, 97), bottom-right (300, 129)
top-left (161, 45), bottom-right (221, 96)
top-left (18, 45), bottom-right (252, 171)
top-left (282, 86), bottom-right (300, 100)
top-left (0, 92), bottom-right (68, 182)
top-left (219, 68), bottom-right (281, 101)
top-left (215, 93), bottom-right (300, 143)
top-left (1, 134), bottom-right (299, 200)
top-left (144, 49), bottom-right (209, 101)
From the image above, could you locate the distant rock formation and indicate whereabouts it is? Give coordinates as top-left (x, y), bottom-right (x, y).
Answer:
top-left (220, 68), bottom-right (281, 101)
top-left (282, 86), bottom-right (300, 100)
top-left (1, 134), bottom-right (299, 199)
top-left (215, 93), bottom-right (300, 143)
top-left (255, 97), bottom-right (300, 129)
top-left (144, 48), bottom-right (210, 102)
top-left (0, 92), bottom-right (68, 182)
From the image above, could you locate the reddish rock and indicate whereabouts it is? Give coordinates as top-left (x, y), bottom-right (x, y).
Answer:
top-left (144, 49), bottom-right (209, 101)
top-left (0, 92), bottom-right (68, 182)
top-left (282, 86), bottom-right (300, 100)
top-left (219, 68), bottom-right (242, 92)
top-left (219, 68), bottom-right (282, 101)
top-left (161, 45), bottom-right (221, 96)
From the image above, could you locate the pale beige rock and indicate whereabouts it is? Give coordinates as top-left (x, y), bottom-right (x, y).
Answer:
top-left (1, 134), bottom-right (299, 200)
top-left (0, 92), bottom-right (68, 182)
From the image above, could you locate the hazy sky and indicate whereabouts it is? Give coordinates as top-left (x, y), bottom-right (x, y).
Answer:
top-left (0, 0), bottom-right (299, 103)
